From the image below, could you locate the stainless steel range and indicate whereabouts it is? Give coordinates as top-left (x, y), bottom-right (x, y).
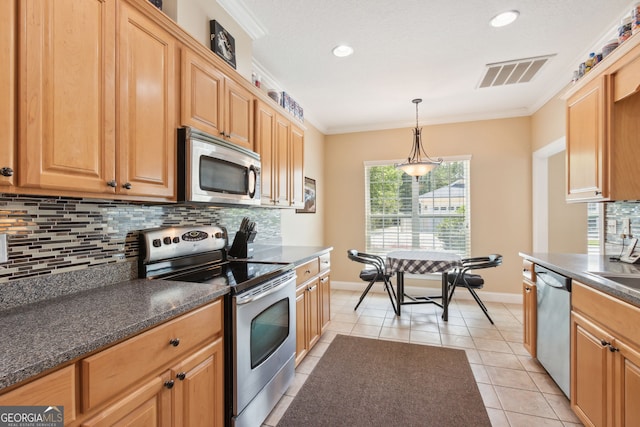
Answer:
top-left (138, 225), bottom-right (296, 427)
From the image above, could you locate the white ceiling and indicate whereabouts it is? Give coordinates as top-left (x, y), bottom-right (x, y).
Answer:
top-left (221, 0), bottom-right (634, 134)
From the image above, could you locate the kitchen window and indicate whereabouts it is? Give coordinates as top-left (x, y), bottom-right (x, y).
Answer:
top-left (364, 157), bottom-right (471, 257)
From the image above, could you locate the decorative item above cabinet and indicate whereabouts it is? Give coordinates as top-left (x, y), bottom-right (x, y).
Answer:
top-left (564, 33), bottom-right (640, 202)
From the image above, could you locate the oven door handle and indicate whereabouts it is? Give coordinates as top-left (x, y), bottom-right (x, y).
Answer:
top-left (235, 278), bottom-right (292, 305)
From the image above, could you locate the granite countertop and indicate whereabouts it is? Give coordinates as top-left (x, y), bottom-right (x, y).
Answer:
top-left (246, 245), bottom-right (333, 265)
top-left (519, 252), bottom-right (640, 307)
top-left (0, 278), bottom-right (229, 391)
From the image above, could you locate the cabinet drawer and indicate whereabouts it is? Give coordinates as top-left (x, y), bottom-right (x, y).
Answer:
top-left (0, 365), bottom-right (76, 424)
top-left (572, 281), bottom-right (640, 345)
top-left (296, 259), bottom-right (319, 285)
top-left (319, 253), bottom-right (331, 272)
top-left (82, 300), bottom-right (222, 411)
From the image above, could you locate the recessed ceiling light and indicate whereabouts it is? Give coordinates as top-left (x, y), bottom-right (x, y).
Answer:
top-left (332, 44), bottom-right (354, 58)
top-left (490, 10), bottom-right (520, 27)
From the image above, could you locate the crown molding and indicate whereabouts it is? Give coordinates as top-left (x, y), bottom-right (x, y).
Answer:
top-left (216, 0), bottom-right (268, 40)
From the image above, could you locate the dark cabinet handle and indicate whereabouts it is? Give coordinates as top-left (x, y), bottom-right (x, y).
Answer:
top-left (595, 191), bottom-right (602, 196)
top-left (164, 380), bottom-right (175, 389)
top-left (600, 339), bottom-right (610, 347)
top-left (122, 182), bottom-right (132, 190)
top-left (0, 167), bottom-right (13, 177)
top-left (176, 372), bottom-right (186, 381)
top-left (169, 338), bottom-right (180, 347)
top-left (106, 180), bottom-right (117, 188)
top-left (609, 345), bottom-right (619, 353)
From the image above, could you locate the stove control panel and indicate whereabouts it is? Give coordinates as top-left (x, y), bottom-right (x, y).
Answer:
top-left (140, 225), bottom-right (227, 263)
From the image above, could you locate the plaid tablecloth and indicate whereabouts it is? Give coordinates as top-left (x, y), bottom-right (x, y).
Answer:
top-left (386, 250), bottom-right (462, 275)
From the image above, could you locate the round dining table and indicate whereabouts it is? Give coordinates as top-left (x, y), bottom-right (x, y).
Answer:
top-left (386, 250), bottom-right (462, 319)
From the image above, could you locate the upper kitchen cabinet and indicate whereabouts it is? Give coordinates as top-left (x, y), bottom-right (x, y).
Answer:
top-left (0, 0), bottom-right (16, 188)
top-left (18, 0), bottom-right (117, 195)
top-left (565, 34), bottom-right (640, 202)
top-left (181, 47), bottom-right (254, 151)
top-left (118, 0), bottom-right (177, 200)
top-left (255, 100), bottom-right (277, 203)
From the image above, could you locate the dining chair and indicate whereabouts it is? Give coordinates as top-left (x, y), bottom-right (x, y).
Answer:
top-left (347, 249), bottom-right (398, 314)
top-left (446, 254), bottom-right (503, 324)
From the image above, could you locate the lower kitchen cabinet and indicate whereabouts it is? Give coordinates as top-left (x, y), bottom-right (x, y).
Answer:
top-left (0, 299), bottom-right (224, 427)
top-left (522, 260), bottom-right (536, 357)
top-left (0, 364), bottom-right (77, 425)
top-left (571, 281), bottom-right (640, 427)
top-left (294, 253), bottom-right (331, 366)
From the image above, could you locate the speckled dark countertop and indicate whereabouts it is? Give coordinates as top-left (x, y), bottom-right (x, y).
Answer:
top-left (245, 245), bottom-right (333, 265)
top-left (519, 252), bottom-right (640, 306)
top-left (0, 278), bottom-right (229, 391)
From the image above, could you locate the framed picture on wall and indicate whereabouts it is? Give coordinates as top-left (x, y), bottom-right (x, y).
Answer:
top-left (296, 177), bottom-right (316, 213)
top-left (209, 20), bottom-right (236, 69)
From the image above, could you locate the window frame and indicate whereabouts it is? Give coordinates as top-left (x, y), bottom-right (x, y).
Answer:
top-left (364, 155), bottom-right (472, 257)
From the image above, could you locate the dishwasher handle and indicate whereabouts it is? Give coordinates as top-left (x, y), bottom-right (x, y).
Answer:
top-left (535, 266), bottom-right (571, 292)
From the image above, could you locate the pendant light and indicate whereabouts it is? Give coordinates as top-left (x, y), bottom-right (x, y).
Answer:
top-left (395, 98), bottom-right (442, 178)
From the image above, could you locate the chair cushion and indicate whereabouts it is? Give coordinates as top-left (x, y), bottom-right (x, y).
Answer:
top-left (359, 268), bottom-right (385, 282)
top-left (448, 273), bottom-right (484, 288)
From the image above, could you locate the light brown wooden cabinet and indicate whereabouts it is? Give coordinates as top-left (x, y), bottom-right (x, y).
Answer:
top-left (294, 253), bottom-right (331, 366)
top-left (117, 0), bottom-right (177, 200)
top-left (0, 299), bottom-right (224, 427)
top-left (0, 365), bottom-right (77, 425)
top-left (522, 260), bottom-right (537, 357)
top-left (254, 100), bottom-right (305, 208)
top-left (181, 48), bottom-right (254, 151)
top-left (18, 0), bottom-right (117, 195)
top-left (565, 34), bottom-right (640, 202)
top-left (9, 0), bottom-right (177, 201)
top-left (571, 281), bottom-right (640, 427)
top-left (0, 0), bottom-right (16, 188)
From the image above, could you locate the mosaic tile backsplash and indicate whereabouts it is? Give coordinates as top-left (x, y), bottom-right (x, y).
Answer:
top-left (0, 194), bottom-right (281, 284)
top-left (604, 201), bottom-right (640, 254)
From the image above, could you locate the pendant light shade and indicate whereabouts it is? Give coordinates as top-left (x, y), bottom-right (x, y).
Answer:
top-left (395, 98), bottom-right (442, 177)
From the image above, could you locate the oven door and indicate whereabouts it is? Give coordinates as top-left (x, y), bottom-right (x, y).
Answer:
top-left (232, 270), bottom-right (296, 422)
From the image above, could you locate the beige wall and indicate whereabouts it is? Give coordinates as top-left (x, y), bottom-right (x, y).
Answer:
top-left (531, 91), bottom-right (566, 152)
top-left (163, 0), bottom-right (253, 81)
top-left (281, 121), bottom-right (326, 246)
top-left (325, 117), bottom-right (532, 295)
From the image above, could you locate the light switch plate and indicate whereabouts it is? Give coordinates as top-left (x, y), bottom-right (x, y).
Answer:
top-left (0, 234), bottom-right (7, 263)
top-left (607, 220), bottom-right (617, 234)
top-left (623, 218), bottom-right (631, 236)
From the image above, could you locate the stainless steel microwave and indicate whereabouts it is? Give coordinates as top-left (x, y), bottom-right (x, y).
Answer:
top-left (177, 127), bottom-right (261, 205)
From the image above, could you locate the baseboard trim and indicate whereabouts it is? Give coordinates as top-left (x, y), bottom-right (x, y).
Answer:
top-left (331, 281), bottom-right (522, 305)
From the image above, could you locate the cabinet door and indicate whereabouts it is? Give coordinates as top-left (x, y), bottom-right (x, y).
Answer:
top-left (118, 1), bottom-right (176, 199)
top-left (614, 338), bottom-right (640, 427)
top-left (275, 115), bottom-right (290, 206)
top-left (307, 278), bottom-right (321, 350)
top-left (19, 0), bottom-right (116, 194)
top-left (0, 365), bottom-right (76, 425)
top-left (319, 272), bottom-right (331, 333)
top-left (0, 0), bottom-right (16, 188)
top-left (172, 339), bottom-right (224, 427)
top-left (81, 372), bottom-right (171, 427)
top-left (295, 286), bottom-right (308, 366)
top-left (224, 78), bottom-right (254, 150)
top-left (522, 280), bottom-right (536, 357)
top-left (181, 48), bottom-right (224, 137)
top-left (566, 76), bottom-right (607, 201)
top-left (255, 101), bottom-right (276, 204)
top-left (571, 312), bottom-right (613, 427)
top-left (290, 124), bottom-right (305, 208)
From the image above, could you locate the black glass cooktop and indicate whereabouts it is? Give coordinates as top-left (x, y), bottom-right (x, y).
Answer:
top-left (166, 261), bottom-right (292, 294)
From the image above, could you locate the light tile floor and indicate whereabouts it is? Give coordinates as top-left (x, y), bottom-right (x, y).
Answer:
top-left (263, 289), bottom-right (584, 427)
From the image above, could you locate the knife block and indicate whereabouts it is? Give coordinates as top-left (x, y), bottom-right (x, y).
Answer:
top-left (228, 230), bottom-right (257, 259)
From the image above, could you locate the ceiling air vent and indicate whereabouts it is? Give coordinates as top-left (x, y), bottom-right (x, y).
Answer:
top-left (478, 54), bottom-right (555, 88)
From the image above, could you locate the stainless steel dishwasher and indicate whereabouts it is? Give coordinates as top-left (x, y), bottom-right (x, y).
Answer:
top-left (535, 264), bottom-right (571, 398)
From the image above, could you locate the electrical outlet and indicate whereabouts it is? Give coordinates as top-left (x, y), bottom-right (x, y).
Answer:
top-left (622, 218), bottom-right (631, 236)
top-left (607, 220), bottom-right (617, 234)
top-left (0, 234), bottom-right (7, 263)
